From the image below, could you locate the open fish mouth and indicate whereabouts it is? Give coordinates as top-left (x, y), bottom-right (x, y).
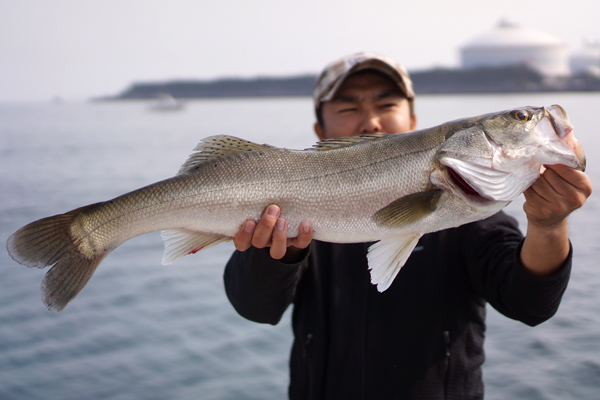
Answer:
top-left (545, 105), bottom-right (586, 171)
top-left (523, 105), bottom-right (586, 172)
top-left (546, 104), bottom-right (573, 138)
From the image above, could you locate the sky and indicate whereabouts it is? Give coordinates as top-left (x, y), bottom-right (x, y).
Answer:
top-left (1, 0), bottom-right (598, 102)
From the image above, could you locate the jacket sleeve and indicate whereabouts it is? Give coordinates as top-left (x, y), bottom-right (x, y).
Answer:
top-left (223, 245), bottom-right (309, 325)
top-left (463, 212), bottom-right (572, 327)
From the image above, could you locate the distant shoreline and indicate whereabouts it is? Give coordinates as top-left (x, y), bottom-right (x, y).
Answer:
top-left (95, 65), bottom-right (600, 101)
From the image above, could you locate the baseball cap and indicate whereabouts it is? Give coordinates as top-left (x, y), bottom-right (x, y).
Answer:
top-left (313, 52), bottom-right (415, 110)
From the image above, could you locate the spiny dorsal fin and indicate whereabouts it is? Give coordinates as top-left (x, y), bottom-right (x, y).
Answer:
top-left (373, 190), bottom-right (443, 228)
top-left (178, 135), bottom-right (277, 175)
top-left (311, 133), bottom-right (388, 151)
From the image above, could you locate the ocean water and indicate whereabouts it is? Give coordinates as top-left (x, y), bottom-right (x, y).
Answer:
top-left (1, 94), bottom-right (599, 400)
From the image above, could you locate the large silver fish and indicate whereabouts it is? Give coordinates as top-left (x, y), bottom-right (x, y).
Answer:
top-left (7, 105), bottom-right (586, 312)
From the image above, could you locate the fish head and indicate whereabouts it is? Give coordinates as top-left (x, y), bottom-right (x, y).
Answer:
top-left (434, 105), bottom-right (586, 203)
top-left (482, 104), bottom-right (585, 171)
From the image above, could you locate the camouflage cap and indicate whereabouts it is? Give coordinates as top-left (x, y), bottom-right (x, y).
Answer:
top-left (313, 52), bottom-right (415, 110)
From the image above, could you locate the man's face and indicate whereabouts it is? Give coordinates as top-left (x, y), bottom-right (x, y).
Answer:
top-left (315, 72), bottom-right (417, 140)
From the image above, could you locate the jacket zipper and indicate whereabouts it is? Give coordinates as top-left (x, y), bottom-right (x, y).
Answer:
top-left (443, 330), bottom-right (451, 398)
top-left (303, 332), bottom-right (313, 398)
top-left (303, 333), bottom-right (313, 357)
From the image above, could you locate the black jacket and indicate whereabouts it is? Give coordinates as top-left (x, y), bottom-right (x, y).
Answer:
top-left (224, 212), bottom-right (572, 399)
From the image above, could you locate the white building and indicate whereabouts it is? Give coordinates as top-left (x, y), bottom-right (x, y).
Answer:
top-left (461, 21), bottom-right (570, 76)
top-left (570, 42), bottom-right (600, 76)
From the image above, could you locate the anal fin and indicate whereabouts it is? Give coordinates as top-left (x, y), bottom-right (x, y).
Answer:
top-left (367, 233), bottom-right (422, 292)
top-left (161, 229), bottom-right (229, 264)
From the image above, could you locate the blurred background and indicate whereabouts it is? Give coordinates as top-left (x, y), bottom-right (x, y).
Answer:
top-left (1, 0), bottom-right (599, 102)
top-left (1, 1), bottom-right (599, 399)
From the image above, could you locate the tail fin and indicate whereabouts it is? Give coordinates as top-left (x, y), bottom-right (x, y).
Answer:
top-left (7, 203), bottom-right (109, 313)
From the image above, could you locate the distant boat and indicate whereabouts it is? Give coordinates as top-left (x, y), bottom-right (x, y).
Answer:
top-left (149, 93), bottom-right (185, 111)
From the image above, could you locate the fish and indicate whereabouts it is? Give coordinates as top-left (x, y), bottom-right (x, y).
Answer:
top-left (7, 104), bottom-right (586, 312)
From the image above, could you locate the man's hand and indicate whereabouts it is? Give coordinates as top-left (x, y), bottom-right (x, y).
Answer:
top-left (521, 165), bottom-right (592, 276)
top-left (233, 204), bottom-right (313, 262)
top-left (523, 165), bottom-right (591, 227)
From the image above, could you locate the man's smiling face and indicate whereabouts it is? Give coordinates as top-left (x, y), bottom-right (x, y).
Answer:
top-left (315, 71), bottom-right (417, 140)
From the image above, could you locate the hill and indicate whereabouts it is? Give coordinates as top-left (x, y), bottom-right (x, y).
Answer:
top-left (98, 66), bottom-right (600, 100)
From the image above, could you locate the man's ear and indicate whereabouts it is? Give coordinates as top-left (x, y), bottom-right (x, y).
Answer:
top-left (410, 114), bottom-right (417, 132)
top-left (314, 122), bottom-right (326, 140)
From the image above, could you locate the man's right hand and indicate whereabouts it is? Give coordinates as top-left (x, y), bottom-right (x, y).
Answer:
top-left (233, 204), bottom-right (313, 262)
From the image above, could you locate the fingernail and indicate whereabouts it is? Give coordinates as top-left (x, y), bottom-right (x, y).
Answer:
top-left (244, 221), bottom-right (255, 233)
top-left (302, 222), bottom-right (310, 234)
top-left (276, 218), bottom-right (286, 231)
top-left (267, 205), bottom-right (279, 218)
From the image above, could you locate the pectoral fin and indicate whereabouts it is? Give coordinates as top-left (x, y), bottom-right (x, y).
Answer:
top-left (367, 233), bottom-right (422, 292)
top-left (373, 190), bottom-right (442, 228)
top-left (161, 229), bottom-right (229, 264)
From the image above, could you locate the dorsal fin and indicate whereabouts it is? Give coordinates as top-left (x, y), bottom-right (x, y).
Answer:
top-left (311, 133), bottom-right (388, 151)
top-left (178, 135), bottom-right (277, 175)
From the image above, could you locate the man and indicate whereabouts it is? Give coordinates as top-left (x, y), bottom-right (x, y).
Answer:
top-left (224, 52), bottom-right (592, 399)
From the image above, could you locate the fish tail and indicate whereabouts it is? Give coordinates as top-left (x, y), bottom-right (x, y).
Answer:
top-left (7, 203), bottom-right (109, 313)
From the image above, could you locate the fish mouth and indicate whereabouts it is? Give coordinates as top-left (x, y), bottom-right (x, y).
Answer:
top-left (539, 105), bottom-right (586, 171)
top-left (546, 104), bottom-right (573, 138)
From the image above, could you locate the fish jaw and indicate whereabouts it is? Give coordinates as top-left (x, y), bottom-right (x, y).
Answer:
top-left (531, 105), bottom-right (586, 171)
top-left (546, 104), bottom-right (573, 138)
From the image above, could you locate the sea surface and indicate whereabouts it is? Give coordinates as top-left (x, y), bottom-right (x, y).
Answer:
top-left (1, 93), bottom-right (599, 400)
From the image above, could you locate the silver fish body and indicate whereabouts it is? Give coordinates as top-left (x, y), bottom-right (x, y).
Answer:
top-left (7, 105), bottom-right (586, 312)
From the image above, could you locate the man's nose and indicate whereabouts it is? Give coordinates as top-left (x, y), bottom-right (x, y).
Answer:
top-left (360, 112), bottom-right (382, 134)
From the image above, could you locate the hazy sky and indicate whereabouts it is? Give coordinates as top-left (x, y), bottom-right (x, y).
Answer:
top-left (1, 0), bottom-right (598, 101)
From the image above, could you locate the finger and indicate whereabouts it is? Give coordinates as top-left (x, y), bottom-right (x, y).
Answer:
top-left (289, 222), bottom-right (313, 249)
top-left (527, 170), bottom-right (559, 203)
top-left (523, 184), bottom-right (555, 223)
top-left (540, 167), bottom-right (575, 198)
top-left (524, 167), bottom-right (591, 225)
top-left (233, 220), bottom-right (256, 252)
top-left (251, 204), bottom-right (280, 248)
top-left (544, 164), bottom-right (582, 181)
top-left (532, 167), bottom-right (591, 210)
top-left (543, 165), bottom-right (593, 197)
top-left (270, 218), bottom-right (288, 260)
top-left (526, 167), bottom-right (575, 204)
top-left (524, 173), bottom-right (554, 209)
top-left (544, 170), bottom-right (591, 213)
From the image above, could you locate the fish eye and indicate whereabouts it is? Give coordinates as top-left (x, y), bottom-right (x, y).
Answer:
top-left (510, 110), bottom-right (530, 122)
